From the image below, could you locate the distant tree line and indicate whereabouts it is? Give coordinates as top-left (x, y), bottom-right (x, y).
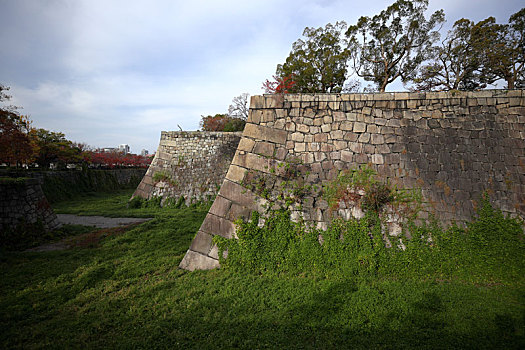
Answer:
top-left (264, 0), bottom-right (524, 93)
top-left (200, 93), bottom-right (248, 132)
top-left (0, 84), bottom-right (152, 169)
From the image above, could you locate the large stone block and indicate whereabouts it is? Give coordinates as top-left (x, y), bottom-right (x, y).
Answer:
top-left (189, 231), bottom-right (214, 255)
top-left (243, 123), bottom-right (287, 144)
top-left (219, 180), bottom-right (258, 209)
top-left (209, 195), bottom-right (232, 217)
top-left (253, 141), bottom-right (276, 157)
top-left (200, 213), bottom-right (236, 238)
top-left (353, 122), bottom-right (366, 133)
top-left (238, 138), bottom-right (255, 152)
top-left (179, 250), bottom-right (219, 271)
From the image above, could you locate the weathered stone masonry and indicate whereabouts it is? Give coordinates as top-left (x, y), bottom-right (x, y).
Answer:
top-left (133, 131), bottom-right (242, 204)
top-left (0, 178), bottom-right (60, 233)
top-left (180, 90), bottom-right (525, 271)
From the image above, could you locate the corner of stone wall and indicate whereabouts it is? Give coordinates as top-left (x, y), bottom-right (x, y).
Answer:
top-left (133, 131), bottom-right (242, 206)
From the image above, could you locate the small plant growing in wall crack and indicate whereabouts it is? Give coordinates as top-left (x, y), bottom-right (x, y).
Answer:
top-left (176, 155), bottom-right (186, 167)
top-left (324, 165), bottom-right (422, 220)
top-left (152, 170), bottom-right (177, 187)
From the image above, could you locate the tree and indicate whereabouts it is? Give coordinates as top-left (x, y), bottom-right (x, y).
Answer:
top-left (0, 85), bottom-right (36, 167)
top-left (346, 0), bottom-right (445, 92)
top-left (471, 9), bottom-right (525, 89)
top-left (411, 19), bottom-right (487, 91)
top-left (199, 114), bottom-right (245, 132)
top-left (33, 128), bottom-right (82, 169)
top-left (262, 74), bottom-right (296, 94)
top-left (228, 93), bottom-right (249, 120)
top-left (276, 22), bottom-right (350, 93)
top-left (200, 114), bottom-right (229, 131)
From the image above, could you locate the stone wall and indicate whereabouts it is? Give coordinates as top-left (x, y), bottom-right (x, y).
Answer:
top-left (37, 168), bottom-right (147, 189)
top-left (0, 178), bottom-right (60, 233)
top-left (180, 89), bottom-right (525, 271)
top-left (133, 131), bottom-right (242, 204)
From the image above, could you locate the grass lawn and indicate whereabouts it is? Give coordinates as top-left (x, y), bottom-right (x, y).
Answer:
top-left (1, 191), bottom-right (523, 349)
top-left (52, 189), bottom-right (165, 218)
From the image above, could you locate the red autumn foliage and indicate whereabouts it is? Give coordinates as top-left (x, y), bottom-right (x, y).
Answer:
top-left (262, 74), bottom-right (296, 94)
top-left (200, 114), bottom-right (229, 131)
top-left (83, 151), bottom-right (152, 169)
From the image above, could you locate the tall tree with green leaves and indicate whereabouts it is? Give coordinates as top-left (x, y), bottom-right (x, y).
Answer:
top-left (33, 128), bottom-right (82, 169)
top-left (276, 21), bottom-right (350, 93)
top-left (410, 19), bottom-right (487, 91)
top-left (472, 9), bottom-right (525, 89)
top-left (0, 84), bottom-right (36, 167)
top-left (346, 0), bottom-right (445, 92)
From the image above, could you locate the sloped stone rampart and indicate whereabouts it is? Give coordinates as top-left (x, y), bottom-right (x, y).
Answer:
top-left (180, 90), bottom-right (525, 271)
top-left (0, 178), bottom-right (60, 233)
top-left (133, 131), bottom-right (242, 204)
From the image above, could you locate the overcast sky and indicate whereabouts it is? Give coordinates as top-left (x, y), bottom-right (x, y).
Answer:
top-left (1, 0), bottom-right (523, 153)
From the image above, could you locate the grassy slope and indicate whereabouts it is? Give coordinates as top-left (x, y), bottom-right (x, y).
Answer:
top-left (0, 192), bottom-right (523, 349)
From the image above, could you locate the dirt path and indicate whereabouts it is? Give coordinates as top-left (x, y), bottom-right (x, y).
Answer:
top-left (56, 214), bottom-right (152, 228)
top-left (25, 214), bottom-right (153, 252)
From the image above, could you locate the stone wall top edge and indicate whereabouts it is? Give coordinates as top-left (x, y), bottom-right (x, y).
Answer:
top-left (259, 89), bottom-right (524, 103)
top-left (160, 131), bottom-right (243, 138)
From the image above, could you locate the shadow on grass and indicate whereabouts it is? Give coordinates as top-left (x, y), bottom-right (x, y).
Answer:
top-left (1, 204), bottom-right (523, 349)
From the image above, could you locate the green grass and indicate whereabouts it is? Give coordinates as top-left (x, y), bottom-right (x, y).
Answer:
top-left (0, 192), bottom-right (524, 349)
top-left (52, 189), bottom-right (166, 218)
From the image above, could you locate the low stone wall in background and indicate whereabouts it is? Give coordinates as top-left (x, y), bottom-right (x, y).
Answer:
top-left (133, 131), bottom-right (242, 205)
top-left (0, 168), bottom-right (146, 204)
top-left (180, 89), bottom-right (525, 271)
top-left (0, 178), bottom-right (60, 233)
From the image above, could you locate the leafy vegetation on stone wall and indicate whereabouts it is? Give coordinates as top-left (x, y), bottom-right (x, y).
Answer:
top-left (152, 170), bottom-right (177, 187)
top-left (323, 165), bottom-right (422, 218)
top-left (215, 167), bottom-right (524, 283)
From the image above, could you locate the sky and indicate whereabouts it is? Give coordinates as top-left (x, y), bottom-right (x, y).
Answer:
top-left (1, 0), bottom-right (523, 154)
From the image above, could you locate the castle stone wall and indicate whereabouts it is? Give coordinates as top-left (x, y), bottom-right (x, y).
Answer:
top-left (0, 178), bottom-right (60, 233)
top-left (180, 89), bottom-right (525, 271)
top-left (133, 131), bottom-right (242, 204)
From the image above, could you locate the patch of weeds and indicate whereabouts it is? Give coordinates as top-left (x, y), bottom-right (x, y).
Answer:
top-left (152, 170), bottom-right (177, 187)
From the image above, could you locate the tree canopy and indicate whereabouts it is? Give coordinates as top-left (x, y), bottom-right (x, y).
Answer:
top-left (32, 128), bottom-right (84, 169)
top-left (276, 22), bottom-right (350, 93)
top-left (411, 18), bottom-right (487, 91)
top-left (346, 0), bottom-right (445, 92)
top-left (0, 85), bottom-right (36, 167)
top-left (200, 114), bottom-right (245, 132)
top-left (470, 9), bottom-right (525, 89)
